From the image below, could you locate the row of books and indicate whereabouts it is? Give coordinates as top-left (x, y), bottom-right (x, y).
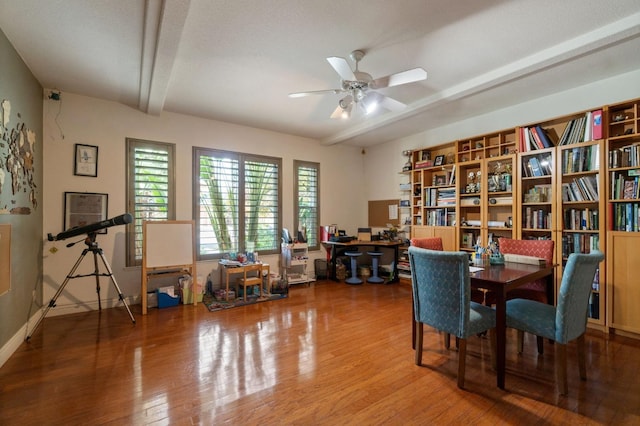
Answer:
top-left (609, 143), bottom-right (640, 168)
top-left (609, 203), bottom-right (640, 232)
top-left (424, 188), bottom-right (457, 207)
top-left (610, 173), bottom-right (639, 200)
top-left (523, 154), bottom-right (553, 177)
top-left (425, 208), bottom-right (455, 227)
top-left (557, 110), bottom-right (603, 146)
top-left (561, 145), bottom-right (599, 174)
top-left (523, 207), bottom-right (552, 230)
top-left (519, 125), bottom-right (554, 152)
top-left (561, 175), bottom-right (599, 202)
top-left (561, 233), bottom-right (600, 257)
top-left (518, 110), bottom-right (603, 153)
top-left (563, 208), bottom-right (599, 231)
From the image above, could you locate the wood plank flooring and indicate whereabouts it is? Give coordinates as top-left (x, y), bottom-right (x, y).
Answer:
top-left (1, 280), bottom-right (639, 425)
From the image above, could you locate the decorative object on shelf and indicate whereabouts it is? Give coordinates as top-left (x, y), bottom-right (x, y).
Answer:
top-left (402, 150), bottom-right (413, 171)
top-left (74, 143), bottom-right (98, 177)
top-left (446, 152), bottom-right (455, 164)
top-left (465, 171), bottom-right (480, 193)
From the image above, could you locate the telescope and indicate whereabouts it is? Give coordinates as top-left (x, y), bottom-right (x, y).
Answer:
top-left (48, 213), bottom-right (133, 241)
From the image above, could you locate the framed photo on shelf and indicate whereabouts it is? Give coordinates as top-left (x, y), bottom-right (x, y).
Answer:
top-left (434, 175), bottom-right (447, 186)
top-left (434, 155), bottom-right (445, 166)
top-left (64, 192), bottom-right (108, 233)
top-left (74, 144), bottom-right (99, 177)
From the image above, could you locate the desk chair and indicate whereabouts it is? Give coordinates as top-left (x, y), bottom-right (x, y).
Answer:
top-left (506, 250), bottom-right (604, 395)
top-left (345, 251), bottom-right (363, 284)
top-left (238, 263), bottom-right (263, 301)
top-left (409, 247), bottom-right (496, 389)
top-left (366, 251), bottom-right (385, 283)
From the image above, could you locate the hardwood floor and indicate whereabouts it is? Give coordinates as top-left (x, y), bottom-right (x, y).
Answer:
top-left (1, 280), bottom-right (639, 425)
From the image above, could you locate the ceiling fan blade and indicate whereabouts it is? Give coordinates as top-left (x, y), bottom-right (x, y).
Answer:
top-left (327, 56), bottom-right (356, 81)
top-left (378, 94), bottom-right (407, 111)
top-left (370, 68), bottom-right (427, 89)
top-left (331, 105), bottom-right (348, 118)
top-left (288, 88), bottom-right (343, 98)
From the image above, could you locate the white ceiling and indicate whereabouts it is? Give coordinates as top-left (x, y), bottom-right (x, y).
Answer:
top-left (1, 0), bottom-right (639, 147)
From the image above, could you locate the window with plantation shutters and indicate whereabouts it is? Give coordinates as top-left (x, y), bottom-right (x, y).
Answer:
top-left (194, 147), bottom-right (281, 260)
top-left (294, 160), bottom-right (320, 250)
top-left (126, 138), bottom-right (175, 267)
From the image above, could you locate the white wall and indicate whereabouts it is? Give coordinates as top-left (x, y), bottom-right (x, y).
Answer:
top-left (365, 69), bottom-right (640, 201)
top-left (42, 93), bottom-right (365, 314)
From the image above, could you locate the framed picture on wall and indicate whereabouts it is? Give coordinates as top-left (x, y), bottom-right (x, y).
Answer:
top-left (64, 192), bottom-right (108, 233)
top-left (74, 144), bottom-right (99, 177)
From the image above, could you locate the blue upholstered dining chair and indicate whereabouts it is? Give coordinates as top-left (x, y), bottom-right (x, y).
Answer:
top-left (409, 246), bottom-right (496, 389)
top-left (506, 250), bottom-right (604, 395)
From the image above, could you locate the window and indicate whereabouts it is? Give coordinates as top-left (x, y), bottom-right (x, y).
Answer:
top-left (294, 160), bottom-right (320, 250)
top-left (126, 138), bottom-right (175, 267)
top-left (194, 147), bottom-right (281, 260)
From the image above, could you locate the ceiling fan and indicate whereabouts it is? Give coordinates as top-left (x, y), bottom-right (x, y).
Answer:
top-left (289, 50), bottom-right (427, 119)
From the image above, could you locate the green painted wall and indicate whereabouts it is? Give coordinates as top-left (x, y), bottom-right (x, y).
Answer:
top-left (0, 27), bottom-right (43, 348)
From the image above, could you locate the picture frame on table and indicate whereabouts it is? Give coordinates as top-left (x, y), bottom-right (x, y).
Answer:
top-left (434, 155), bottom-right (445, 167)
top-left (74, 144), bottom-right (99, 177)
top-left (64, 192), bottom-right (108, 233)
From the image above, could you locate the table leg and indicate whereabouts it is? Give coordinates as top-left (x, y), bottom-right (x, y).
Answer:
top-left (389, 245), bottom-right (400, 283)
top-left (495, 289), bottom-right (507, 389)
top-left (331, 245), bottom-right (338, 281)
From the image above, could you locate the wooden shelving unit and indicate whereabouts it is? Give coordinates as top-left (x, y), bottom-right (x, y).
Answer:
top-left (557, 138), bottom-right (606, 326)
top-left (605, 98), bottom-right (640, 336)
top-left (410, 143), bottom-right (457, 251)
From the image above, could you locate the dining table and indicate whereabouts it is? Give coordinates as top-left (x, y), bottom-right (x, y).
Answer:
top-left (411, 260), bottom-right (555, 390)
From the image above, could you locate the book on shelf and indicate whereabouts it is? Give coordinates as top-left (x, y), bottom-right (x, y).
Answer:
top-left (529, 127), bottom-right (545, 150)
top-left (528, 157), bottom-right (543, 177)
top-left (623, 179), bottom-right (637, 200)
top-left (414, 160), bottom-right (434, 169)
top-left (592, 109), bottom-right (603, 140)
top-left (535, 125), bottom-right (554, 148)
top-left (583, 111), bottom-right (593, 142)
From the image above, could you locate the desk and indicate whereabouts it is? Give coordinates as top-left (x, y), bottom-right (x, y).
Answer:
top-left (410, 260), bottom-right (554, 390)
top-left (323, 240), bottom-right (403, 283)
top-left (219, 263), bottom-right (270, 300)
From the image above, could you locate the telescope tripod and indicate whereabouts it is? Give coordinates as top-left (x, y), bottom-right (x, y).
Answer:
top-left (27, 232), bottom-right (136, 341)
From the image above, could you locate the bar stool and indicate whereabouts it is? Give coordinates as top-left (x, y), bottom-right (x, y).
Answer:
top-left (367, 251), bottom-right (385, 283)
top-left (344, 251), bottom-right (362, 284)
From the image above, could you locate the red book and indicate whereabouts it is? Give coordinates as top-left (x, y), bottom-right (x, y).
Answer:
top-left (530, 127), bottom-right (544, 150)
top-left (592, 109), bottom-right (603, 140)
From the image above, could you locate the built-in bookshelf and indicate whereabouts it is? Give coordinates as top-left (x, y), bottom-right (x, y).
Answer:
top-left (410, 143), bottom-right (457, 250)
top-left (457, 160), bottom-right (482, 251)
top-left (557, 139), bottom-right (605, 324)
top-left (484, 154), bottom-right (517, 244)
top-left (605, 98), bottom-right (640, 336)
top-left (517, 147), bottom-right (556, 242)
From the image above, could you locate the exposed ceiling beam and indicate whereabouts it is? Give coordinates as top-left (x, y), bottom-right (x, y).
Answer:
top-left (139, 0), bottom-right (191, 115)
